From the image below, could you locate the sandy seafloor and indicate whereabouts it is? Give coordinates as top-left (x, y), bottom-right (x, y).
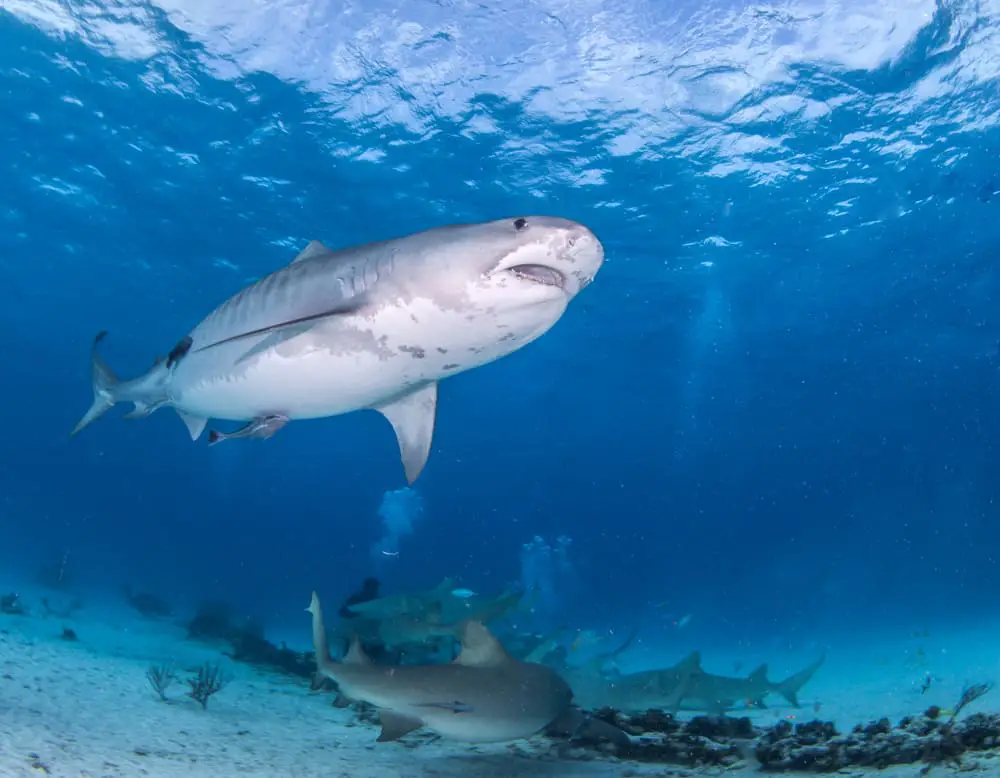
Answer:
top-left (3, 588), bottom-right (1000, 777)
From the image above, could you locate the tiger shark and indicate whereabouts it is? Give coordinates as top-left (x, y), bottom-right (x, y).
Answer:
top-left (71, 216), bottom-right (604, 483)
top-left (307, 591), bottom-right (578, 743)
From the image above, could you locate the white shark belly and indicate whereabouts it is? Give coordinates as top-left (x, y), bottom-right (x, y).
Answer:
top-left (168, 296), bottom-right (567, 422)
top-left (417, 709), bottom-right (550, 742)
top-left (173, 350), bottom-right (398, 420)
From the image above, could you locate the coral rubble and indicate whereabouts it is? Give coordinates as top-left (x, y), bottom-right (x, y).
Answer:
top-left (563, 705), bottom-right (1000, 772)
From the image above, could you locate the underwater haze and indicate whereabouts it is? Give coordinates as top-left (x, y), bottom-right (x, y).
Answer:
top-left (3, 0), bottom-right (1000, 748)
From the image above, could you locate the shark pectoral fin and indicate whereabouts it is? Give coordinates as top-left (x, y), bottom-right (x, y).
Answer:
top-left (332, 694), bottom-right (352, 708)
top-left (375, 382), bottom-right (438, 485)
top-left (290, 240), bottom-right (331, 264)
top-left (376, 711), bottom-right (423, 742)
top-left (176, 410), bottom-right (209, 441)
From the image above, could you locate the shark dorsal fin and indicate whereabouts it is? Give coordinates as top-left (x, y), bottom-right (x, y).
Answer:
top-left (677, 651), bottom-right (702, 673)
top-left (748, 663), bottom-right (769, 683)
top-left (291, 240), bottom-right (330, 264)
top-left (431, 577), bottom-right (455, 597)
top-left (344, 634), bottom-right (372, 665)
top-left (453, 621), bottom-right (509, 668)
top-left (471, 588), bottom-right (522, 623)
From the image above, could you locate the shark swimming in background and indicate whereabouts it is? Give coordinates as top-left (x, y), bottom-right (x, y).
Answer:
top-left (71, 216), bottom-right (604, 483)
top-left (307, 591), bottom-right (583, 743)
top-left (341, 578), bottom-right (456, 621)
top-left (565, 650), bottom-right (826, 714)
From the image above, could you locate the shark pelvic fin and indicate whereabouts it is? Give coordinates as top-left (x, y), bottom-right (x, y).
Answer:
top-left (376, 711), bottom-right (423, 742)
top-left (176, 410), bottom-right (209, 440)
top-left (122, 399), bottom-right (167, 420)
top-left (453, 622), bottom-right (509, 668)
top-left (290, 240), bottom-right (330, 264)
top-left (375, 382), bottom-right (438, 485)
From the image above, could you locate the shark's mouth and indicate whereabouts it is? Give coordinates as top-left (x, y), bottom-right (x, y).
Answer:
top-left (509, 264), bottom-right (565, 289)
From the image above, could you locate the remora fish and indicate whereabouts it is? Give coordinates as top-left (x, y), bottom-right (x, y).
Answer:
top-left (307, 591), bottom-right (574, 743)
top-left (566, 651), bottom-right (825, 714)
top-left (72, 217), bottom-right (604, 483)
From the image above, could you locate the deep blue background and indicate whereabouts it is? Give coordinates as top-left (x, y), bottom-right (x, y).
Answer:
top-left (2, 2), bottom-right (999, 649)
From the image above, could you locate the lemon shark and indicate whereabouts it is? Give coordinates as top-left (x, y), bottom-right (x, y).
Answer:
top-left (307, 591), bottom-right (580, 743)
top-left (71, 216), bottom-right (604, 483)
top-left (566, 651), bottom-right (825, 714)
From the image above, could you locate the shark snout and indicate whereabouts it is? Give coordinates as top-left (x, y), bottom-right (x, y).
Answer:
top-left (491, 218), bottom-right (604, 299)
top-left (561, 225), bottom-right (604, 297)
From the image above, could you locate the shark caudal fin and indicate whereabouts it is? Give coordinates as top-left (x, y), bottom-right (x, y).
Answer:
top-left (307, 591), bottom-right (348, 681)
top-left (773, 652), bottom-right (826, 707)
top-left (71, 331), bottom-right (120, 436)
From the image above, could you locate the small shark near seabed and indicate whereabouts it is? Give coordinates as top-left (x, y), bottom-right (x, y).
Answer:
top-left (307, 591), bottom-right (628, 746)
top-left (71, 217), bottom-right (604, 483)
top-left (566, 650), bottom-right (826, 714)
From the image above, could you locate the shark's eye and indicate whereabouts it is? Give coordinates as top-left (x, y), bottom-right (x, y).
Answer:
top-left (513, 217), bottom-right (527, 231)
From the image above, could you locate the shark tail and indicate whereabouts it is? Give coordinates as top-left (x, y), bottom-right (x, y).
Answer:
top-left (306, 591), bottom-right (337, 677)
top-left (773, 652), bottom-right (826, 707)
top-left (71, 331), bottom-right (120, 436)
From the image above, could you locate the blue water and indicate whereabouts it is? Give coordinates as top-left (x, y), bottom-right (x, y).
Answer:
top-left (2, 0), bottom-right (1000, 678)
